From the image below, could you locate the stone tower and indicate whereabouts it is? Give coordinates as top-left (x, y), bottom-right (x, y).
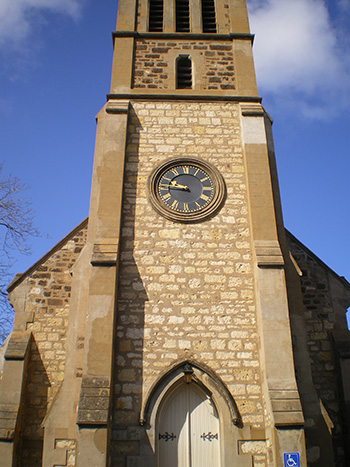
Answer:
top-left (1, 1), bottom-right (350, 466)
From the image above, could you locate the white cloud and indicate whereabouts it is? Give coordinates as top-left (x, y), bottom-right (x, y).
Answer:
top-left (0, 0), bottom-right (83, 47)
top-left (247, 0), bottom-right (350, 118)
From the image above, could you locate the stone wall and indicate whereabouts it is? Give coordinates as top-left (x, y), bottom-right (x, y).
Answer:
top-left (112, 101), bottom-right (266, 463)
top-left (7, 221), bottom-right (88, 466)
top-left (133, 39), bottom-right (235, 90)
top-left (287, 233), bottom-right (350, 466)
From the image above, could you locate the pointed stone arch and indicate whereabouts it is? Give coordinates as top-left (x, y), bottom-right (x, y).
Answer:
top-left (140, 359), bottom-right (242, 426)
top-left (140, 360), bottom-right (251, 467)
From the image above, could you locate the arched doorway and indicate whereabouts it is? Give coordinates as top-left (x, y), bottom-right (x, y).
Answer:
top-left (157, 382), bottom-right (220, 467)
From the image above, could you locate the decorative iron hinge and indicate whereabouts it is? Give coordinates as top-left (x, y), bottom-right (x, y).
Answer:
top-left (200, 432), bottom-right (218, 442)
top-left (159, 432), bottom-right (177, 442)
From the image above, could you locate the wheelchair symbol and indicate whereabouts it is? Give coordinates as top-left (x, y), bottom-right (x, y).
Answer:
top-left (283, 452), bottom-right (300, 467)
top-left (286, 455), bottom-right (297, 466)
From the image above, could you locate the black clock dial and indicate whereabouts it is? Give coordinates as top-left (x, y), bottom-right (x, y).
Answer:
top-left (148, 157), bottom-right (225, 223)
top-left (157, 165), bottom-right (214, 213)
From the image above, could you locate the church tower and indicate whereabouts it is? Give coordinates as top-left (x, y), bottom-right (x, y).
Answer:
top-left (74, 0), bottom-right (307, 464)
top-left (7, 0), bottom-right (350, 466)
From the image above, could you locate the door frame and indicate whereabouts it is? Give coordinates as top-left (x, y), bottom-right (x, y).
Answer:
top-left (141, 360), bottom-right (250, 467)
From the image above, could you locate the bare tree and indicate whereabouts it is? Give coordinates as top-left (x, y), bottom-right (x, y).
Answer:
top-left (0, 166), bottom-right (40, 344)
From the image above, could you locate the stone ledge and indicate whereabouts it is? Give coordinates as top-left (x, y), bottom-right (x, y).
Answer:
top-left (270, 389), bottom-right (304, 426)
top-left (5, 331), bottom-right (31, 360)
top-left (91, 243), bottom-right (119, 267)
top-left (254, 240), bottom-right (284, 267)
top-left (274, 411), bottom-right (304, 426)
top-left (0, 428), bottom-right (14, 440)
top-left (113, 31), bottom-right (255, 42)
top-left (107, 93), bottom-right (262, 103)
top-left (241, 103), bottom-right (264, 117)
top-left (106, 100), bottom-right (130, 114)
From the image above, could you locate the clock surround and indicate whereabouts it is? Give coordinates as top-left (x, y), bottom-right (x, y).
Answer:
top-left (148, 157), bottom-right (226, 223)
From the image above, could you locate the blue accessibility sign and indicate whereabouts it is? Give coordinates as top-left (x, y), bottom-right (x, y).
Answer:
top-left (283, 452), bottom-right (300, 467)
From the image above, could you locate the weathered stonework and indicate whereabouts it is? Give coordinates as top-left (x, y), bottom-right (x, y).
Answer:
top-left (133, 40), bottom-right (235, 90)
top-left (287, 232), bottom-right (350, 466)
top-left (0, 1), bottom-right (349, 466)
top-left (77, 376), bottom-right (110, 425)
top-left (54, 439), bottom-right (77, 467)
top-left (5, 221), bottom-right (88, 466)
top-left (112, 100), bottom-right (264, 449)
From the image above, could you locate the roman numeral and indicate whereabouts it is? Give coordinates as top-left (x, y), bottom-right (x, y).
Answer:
top-left (171, 199), bottom-right (179, 210)
top-left (183, 202), bottom-right (189, 212)
top-left (182, 166), bottom-right (189, 174)
top-left (171, 169), bottom-right (179, 176)
top-left (162, 193), bottom-right (172, 201)
top-left (200, 194), bottom-right (210, 201)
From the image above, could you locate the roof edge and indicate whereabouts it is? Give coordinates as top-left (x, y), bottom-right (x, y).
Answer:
top-left (7, 218), bottom-right (89, 293)
top-left (285, 229), bottom-right (350, 291)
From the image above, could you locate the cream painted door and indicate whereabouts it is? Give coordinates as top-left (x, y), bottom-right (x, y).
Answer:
top-left (157, 384), bottom-right (220, 467)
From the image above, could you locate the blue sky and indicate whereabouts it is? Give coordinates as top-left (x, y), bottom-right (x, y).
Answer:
top-left (0, 0), bottom-right (349, 289)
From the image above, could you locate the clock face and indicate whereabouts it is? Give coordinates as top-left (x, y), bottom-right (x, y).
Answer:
top-left (148, 158), bottom-right (225, 223)
top-left (158, 164), bottom-right (214, 213)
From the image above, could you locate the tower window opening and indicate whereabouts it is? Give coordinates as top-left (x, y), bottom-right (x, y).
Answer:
top-left (176, 0), bottom-right (190, 32)
top-left (149, 0), bottom-right (164, 32)
top-left (202, 0), bottom-right (217, 33)
top-left (176, 56), bottom-right (192, 89)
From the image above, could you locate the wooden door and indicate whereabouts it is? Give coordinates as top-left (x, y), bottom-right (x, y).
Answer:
top-left (157, 383), bottom-right (220, 467)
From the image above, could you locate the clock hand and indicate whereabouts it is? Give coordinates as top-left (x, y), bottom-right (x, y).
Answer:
top-left (159, 181), bottom-right (189, 190)
top-left (170, 181), bottom-right (189, 190)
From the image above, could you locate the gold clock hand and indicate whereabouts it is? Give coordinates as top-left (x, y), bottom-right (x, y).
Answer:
top-left (170, 181), bottom-right (189, 190)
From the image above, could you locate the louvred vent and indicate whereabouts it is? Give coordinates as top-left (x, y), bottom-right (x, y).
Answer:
top-left (177, 57), bottom-right (192, 89)
top-left (202, 0), bottom-right (217, 33)
top-left (176, 0), bottom-right (190, 32)
top-left (149, 0), bottom-right (164, 32)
